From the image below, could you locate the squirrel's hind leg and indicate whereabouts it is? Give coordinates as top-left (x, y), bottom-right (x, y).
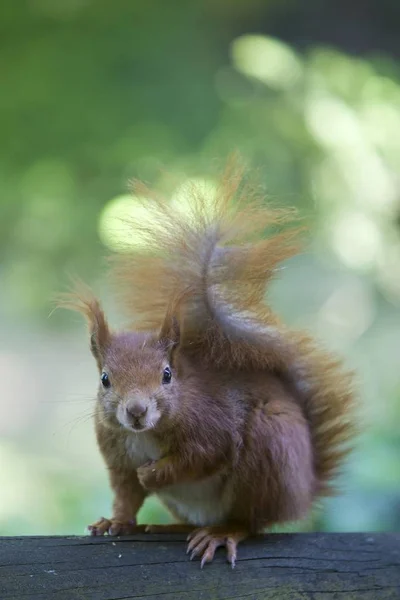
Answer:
top-left (186, 526), bottom-right (248, 568)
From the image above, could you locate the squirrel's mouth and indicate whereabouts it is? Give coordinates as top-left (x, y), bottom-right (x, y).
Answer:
top-left (120, 419), bottom-right (146, 432)
top-left (123, 418), bottom-right (152, 433)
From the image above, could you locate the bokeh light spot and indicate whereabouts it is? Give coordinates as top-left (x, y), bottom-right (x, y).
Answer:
top-left (98, 194), bottom-right (153, 252)
top-left (332, 211), bottom-right (382, 270)
top-left (231, 34), bottom-right (302, 90)
top-left (170, 178), bottom-right (217, 221)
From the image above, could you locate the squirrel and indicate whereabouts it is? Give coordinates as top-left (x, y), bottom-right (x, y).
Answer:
top-left (59, 158), bottom-right (356, 568)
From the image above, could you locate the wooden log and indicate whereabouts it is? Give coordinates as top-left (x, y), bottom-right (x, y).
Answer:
top-left (0, 533), bottom-right (399, 599)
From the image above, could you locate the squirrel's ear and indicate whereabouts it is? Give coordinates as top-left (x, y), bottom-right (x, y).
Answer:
top-left (56, 281), bottom-right (110, 370)
top-left (87, 304), bottom-right (110, 368)
top-left (159, 314), bottom-right (180, 360)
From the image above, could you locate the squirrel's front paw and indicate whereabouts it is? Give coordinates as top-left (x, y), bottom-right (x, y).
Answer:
top-left (87, 517), bottom-right (144, 536)
top-left (137, 462), bottom-right (160, 490)
top-left (137, 458), bottom-right (172, 490)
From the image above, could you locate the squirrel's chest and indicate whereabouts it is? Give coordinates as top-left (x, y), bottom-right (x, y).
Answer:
top-left (124, 432), bottom-right (162, 467)
top-left (157, 476), bottom-right (234, 527)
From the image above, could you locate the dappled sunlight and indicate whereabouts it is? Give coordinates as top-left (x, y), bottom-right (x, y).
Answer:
top-left (99, 179), bottom-right (218, 252)
top-left (317, 280), bottom-right (375, 345)
top-left (98, 194), bottom-right (154, 252)
top-left (231, 34), bottom-right (302, 90)
top-left (170, 177), bottom-right (217, 219)
top-left (306, 95), bottom-right (397, 212)
top-left (306, 95), bottom-right (364, 149)
top-left (331, 211), bottom-right (383, 270)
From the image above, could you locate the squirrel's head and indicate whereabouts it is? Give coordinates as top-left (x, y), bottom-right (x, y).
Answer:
top-left (57, 282), bottom-right (180, 433)
top-left (97, 330), bottom-right (180, 433)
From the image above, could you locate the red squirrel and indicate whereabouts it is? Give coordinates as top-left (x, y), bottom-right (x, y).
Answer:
top-left (59, 159), bottom-right (356, 568)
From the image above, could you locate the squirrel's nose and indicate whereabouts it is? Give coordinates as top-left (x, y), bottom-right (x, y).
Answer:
top-left (126, 403), bottom-right (148, 419)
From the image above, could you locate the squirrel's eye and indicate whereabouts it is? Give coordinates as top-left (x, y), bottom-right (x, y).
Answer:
top-left (162, 366), bottom-right (172, 384)
top-left (101, 372), bottom-right (110, 388)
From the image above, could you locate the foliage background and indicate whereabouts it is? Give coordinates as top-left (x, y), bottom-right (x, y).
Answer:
top-left (1, 0), bottom-right (399, 535)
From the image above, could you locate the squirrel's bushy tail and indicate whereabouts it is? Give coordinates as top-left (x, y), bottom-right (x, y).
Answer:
top-left (111, 156), bottom-right (357, 495)
top-left (112, 156), bottom-right (302, 369)
top-left (286, 333), bottom-right (357, 496)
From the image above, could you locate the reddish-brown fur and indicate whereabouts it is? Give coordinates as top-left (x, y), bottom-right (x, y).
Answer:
top-left (59, 158), bottom-right (357, 566)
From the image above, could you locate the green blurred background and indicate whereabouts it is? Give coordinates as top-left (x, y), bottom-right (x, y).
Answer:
top-left (1, 0), bottom-right (400, 535)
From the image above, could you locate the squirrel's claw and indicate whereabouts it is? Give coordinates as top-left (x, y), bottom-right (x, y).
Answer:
top-left (87, 516), bottom-right (112, 536)
top-left (87, 517), bottom-right (143, 536)
top-left (186, 526), bottom-right (247, 568)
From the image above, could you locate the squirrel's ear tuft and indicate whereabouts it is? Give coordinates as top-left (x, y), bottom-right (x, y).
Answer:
top-left (55, 279), bottom-right (110, 369)
top-left (159, 314), bottom-right (180, 358)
